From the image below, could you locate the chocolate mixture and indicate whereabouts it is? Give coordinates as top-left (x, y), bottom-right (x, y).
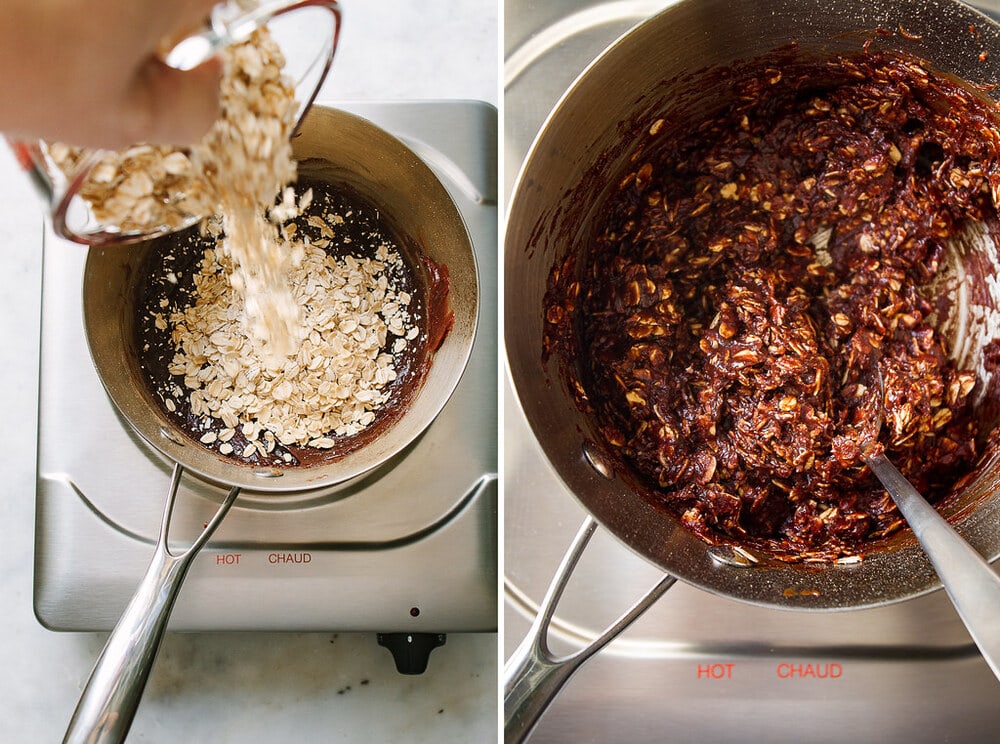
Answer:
top-left (544, 52), bottom-right (1000, 562)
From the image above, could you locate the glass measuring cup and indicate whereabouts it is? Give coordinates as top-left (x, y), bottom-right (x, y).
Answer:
top-left (7, 0), bottom-right (341, 246)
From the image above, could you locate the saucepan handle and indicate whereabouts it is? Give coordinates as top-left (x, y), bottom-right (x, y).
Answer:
top-left (503, 516), bottom-right (676, 743)
top-left (63, 464), bottom-right (241, 744)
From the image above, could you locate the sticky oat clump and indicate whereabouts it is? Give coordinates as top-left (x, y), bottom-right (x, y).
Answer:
top-left (545, 52), bottom-right (990, 562)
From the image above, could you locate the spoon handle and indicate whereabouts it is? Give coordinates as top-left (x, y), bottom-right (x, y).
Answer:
top-left (867, 452), bottom-right (1000, 681)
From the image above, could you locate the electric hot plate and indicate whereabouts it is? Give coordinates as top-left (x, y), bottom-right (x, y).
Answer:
top-left (35, 102), bottom-right (498, 663)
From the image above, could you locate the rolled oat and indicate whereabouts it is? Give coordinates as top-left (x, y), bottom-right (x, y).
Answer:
top-left (140, 184), bottom-right (423, 463)
top-left (53, 24), bottom-right (302, 367)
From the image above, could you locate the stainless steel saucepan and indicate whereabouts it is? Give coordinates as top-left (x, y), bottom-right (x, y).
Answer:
top-left (504, 0), bottom-right (1000, 739)
top-left (68, 105), bottom-right (478, 743)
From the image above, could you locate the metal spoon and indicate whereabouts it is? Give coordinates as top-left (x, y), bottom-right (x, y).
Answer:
top-left (862, 364), bottom-right (1000, 682)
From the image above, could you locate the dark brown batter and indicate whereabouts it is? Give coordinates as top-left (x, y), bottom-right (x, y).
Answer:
top-left (544, 51), bottom-right (1000, 562)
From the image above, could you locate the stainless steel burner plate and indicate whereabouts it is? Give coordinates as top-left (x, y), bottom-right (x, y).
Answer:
top-left (504, 2), bottom-right (1000, 741)
top-left (35, 100), bottom-right (497, 633)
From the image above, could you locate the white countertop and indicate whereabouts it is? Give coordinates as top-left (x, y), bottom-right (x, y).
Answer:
top-left (0, 1), bottom-right (498, 741)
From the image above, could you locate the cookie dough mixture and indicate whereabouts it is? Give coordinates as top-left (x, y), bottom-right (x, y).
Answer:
top-left (545, 52), bottom-right (1000, 561)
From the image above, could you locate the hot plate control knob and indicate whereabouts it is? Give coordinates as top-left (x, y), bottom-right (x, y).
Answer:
top-left (377, 633), bottom-right (446, 675)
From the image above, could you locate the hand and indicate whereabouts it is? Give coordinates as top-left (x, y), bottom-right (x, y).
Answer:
top-left (0, 0), bottom-right (223, 149)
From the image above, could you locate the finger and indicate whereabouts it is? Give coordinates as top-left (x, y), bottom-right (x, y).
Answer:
top-left (117, 57), bottom-right (223, 148)
top-left (141, 0), bottom-right (223, 53)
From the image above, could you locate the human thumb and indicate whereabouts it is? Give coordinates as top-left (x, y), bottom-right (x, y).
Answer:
top-left (118, 56), bottom-right (222, 148)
